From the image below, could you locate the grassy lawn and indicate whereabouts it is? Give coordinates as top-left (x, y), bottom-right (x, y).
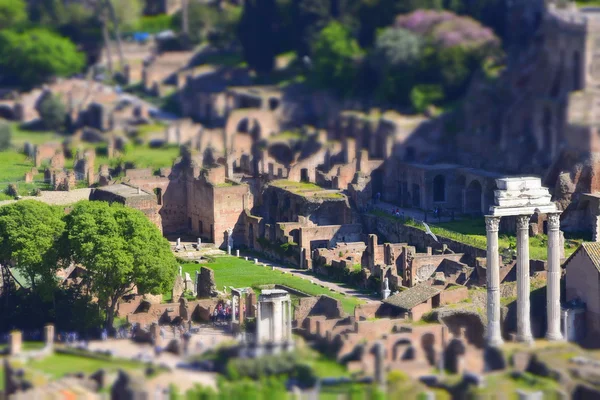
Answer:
top-left (374, 212), bottom-right (584, 261)
top-left (10, 123), bottom-right (61, 146)
top-left (180, 256), bottom-right (363, 313)
top-left (270, 180), bottom-right (345, 200)
top-left (468, 372), bottom-right (560, 399)
top-left (577, 0), bottom-right (600, 7)
top-left (27, 353), bottom-right (145, 379)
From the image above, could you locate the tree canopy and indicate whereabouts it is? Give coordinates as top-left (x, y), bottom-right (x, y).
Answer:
top-left (38, 93), bottom-right (67, 132)
top-left (311, 22), bottom-right (362, 97)
top-left (0, 0), bottom-right (27, 30)
top-left (0, 29), bottom-right (85, 88)
top-left (0, 201), bottom-right (66, 289)
top-left (63, 201), bottom-right (177, 329)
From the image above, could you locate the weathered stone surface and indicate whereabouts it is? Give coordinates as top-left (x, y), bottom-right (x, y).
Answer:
top-left (172, 275), bottom-right (184, 303)
top-left (197, 266), bottom-right (216, 298)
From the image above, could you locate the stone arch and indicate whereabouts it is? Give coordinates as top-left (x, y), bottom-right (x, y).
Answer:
top-left (465, 180), bottom-right (482, 214)
top-left (433, 175), bottom-right (446, 202)
top-left (392, 338), bottom-right (414, 360)
top-left (224, 109), bottom-right (279, 153)
top-left (420, 333), bottom-right (436, 366)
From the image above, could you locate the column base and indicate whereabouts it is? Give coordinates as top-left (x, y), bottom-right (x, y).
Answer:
top-left (545, 332), bottom-right (563, 341)
top-left (516, 334), bottom-right (534, 344)
top-left (487, 335), bottom-right (504, 348)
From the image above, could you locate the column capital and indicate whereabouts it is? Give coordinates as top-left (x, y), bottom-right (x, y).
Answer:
top-left (547, 212), bottom-right (561, 230)
top-left (485, 215), bottom-right (501, 232)
top-left (516, 215), bottom-right (531, 230)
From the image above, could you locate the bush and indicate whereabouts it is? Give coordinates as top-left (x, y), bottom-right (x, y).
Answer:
top-left (38, 94), bottom-right (67, 132)
top-left (0, 121), bottom-right (11, 150)
top-left (312, 22), bottom-right (363, 97)
top-left (410, 84), bottom-right (444, 113)
top-left (225, 353), bottom-right (299, 380)
top-left (0, 29), bottom-right (85, 88)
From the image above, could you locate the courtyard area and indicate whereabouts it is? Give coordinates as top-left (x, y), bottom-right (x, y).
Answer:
top-left (178, 255), bottom-right (364, 313)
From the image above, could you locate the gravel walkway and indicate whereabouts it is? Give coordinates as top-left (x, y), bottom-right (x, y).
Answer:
top-left (0, 188), bottom-right (92, 207)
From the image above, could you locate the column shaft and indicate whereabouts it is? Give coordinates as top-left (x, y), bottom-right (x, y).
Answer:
top-left (516, 215), bottom-right (533, 343)
top-left (485, 216), bottom-right (503, 346)
top-left (546, 212), bottom-right (563, 340)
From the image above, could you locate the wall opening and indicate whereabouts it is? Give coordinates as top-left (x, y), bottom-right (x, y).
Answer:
top-left (300, 168), bottom-right (309, 182)
top-left (154, 188), bottom-right (162, 205)
top-left (433, 175), bottom-right (446, 202)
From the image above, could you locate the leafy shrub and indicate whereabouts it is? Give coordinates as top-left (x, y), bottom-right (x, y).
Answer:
top-left (38, 94), bottom-right (67, 132)
top-left (410, 84), bottom-right (444, 113)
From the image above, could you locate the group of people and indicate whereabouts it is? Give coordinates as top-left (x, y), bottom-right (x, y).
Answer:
top-left (212, 303), bottom-right (232, 324)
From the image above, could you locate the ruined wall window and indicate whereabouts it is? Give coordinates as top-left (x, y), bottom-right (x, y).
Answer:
top-left (301, 168), bottom-right (309, 182)
top-left (433, 175), bottom-right (445, 202)
top-left (573, 51), bottom-right (582, 90)
top-left (154, 188), bottom-right (162, 205)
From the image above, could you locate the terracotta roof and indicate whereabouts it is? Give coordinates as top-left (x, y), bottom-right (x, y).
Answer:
top-left (565, 242), bottom-right (600, 272)
top-left (383, 284), bottom-right (441, 310)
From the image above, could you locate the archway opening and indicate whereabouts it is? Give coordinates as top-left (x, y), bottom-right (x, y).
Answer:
top-left (433, 175), bottom-right (446, 202)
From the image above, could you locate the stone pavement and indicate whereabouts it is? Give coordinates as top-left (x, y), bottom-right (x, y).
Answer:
top-left (0, 188), bottom-right (92, 207)
top-left (241, 252), bottom-right (379, 304)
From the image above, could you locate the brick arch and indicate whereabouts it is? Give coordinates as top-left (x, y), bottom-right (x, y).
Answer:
top-left (224, 109), bottom-right (279, 153)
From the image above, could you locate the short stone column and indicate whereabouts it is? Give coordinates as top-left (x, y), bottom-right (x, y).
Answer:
top-left (485, 216), bottom-right (503, 347)
top-left (44, 324), bottom-right (55, 349)
top-left (9, 331), bottom-right (22, 356)
top-left (546, 212), bottom-right (563, 341)
top-left (516, 215), bottom-right (533, 343)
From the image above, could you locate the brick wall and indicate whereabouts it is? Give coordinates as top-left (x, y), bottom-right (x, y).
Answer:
top-left (438, 286), bottom-right (469, 305)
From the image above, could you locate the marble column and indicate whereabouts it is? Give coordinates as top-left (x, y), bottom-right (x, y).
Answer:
top-left (485, 216), bottom-right (503, 346)
top-left (546, 212), bottom-right (563, 341)
top-left (287, 300), bottom-right (293, 341)
top-left (516, 215), bottom-right (533, 343)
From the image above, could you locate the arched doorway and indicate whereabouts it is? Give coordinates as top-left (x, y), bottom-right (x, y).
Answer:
top-left (465, 180), bottom-right (482, 215)
top-left (433, 175), bottom-right (445, 202)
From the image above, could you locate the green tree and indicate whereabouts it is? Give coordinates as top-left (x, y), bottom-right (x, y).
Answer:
top-left (0, 29), bottom-right (85, 88)
top-left (238, 0), bottom-right (279, 74)
top-left (312, 21), bottom-right (362, 97)
top-left (410, 84), bottom-right (444, 113)
top-left (172, 3), bottom-right (219, 45)
top-left (109, 0), bottom-right (143, 32)
top-left (0, 201), bottom-right (66, 289)
top-left (0, 121), bottom-right (11, 151)
top-left (38, 94), bottom-right (67, 132)
top-left (63, 201), bottom-right (177, 330)
top-left (371, 27), bottom-right (423, 104)
top-left (0, 0), bottom-right (27, 30)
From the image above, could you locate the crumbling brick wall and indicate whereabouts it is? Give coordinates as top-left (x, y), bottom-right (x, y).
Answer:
top-left (197, 266), bottom-right (216, 298)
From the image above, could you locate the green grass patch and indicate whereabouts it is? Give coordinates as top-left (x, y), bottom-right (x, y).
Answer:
top-left (10, 123), bottom-right (61, 147)
top-left (27, 353), bottom-right (146, 379)
top-left (372, 213), bottom-right (583, 261)
top-left (270, 180), bottom-right (344, 200)
top-left (468, 372), bottom-right (560, 399)
top-left (181, 256), bottom-right (362, 313)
